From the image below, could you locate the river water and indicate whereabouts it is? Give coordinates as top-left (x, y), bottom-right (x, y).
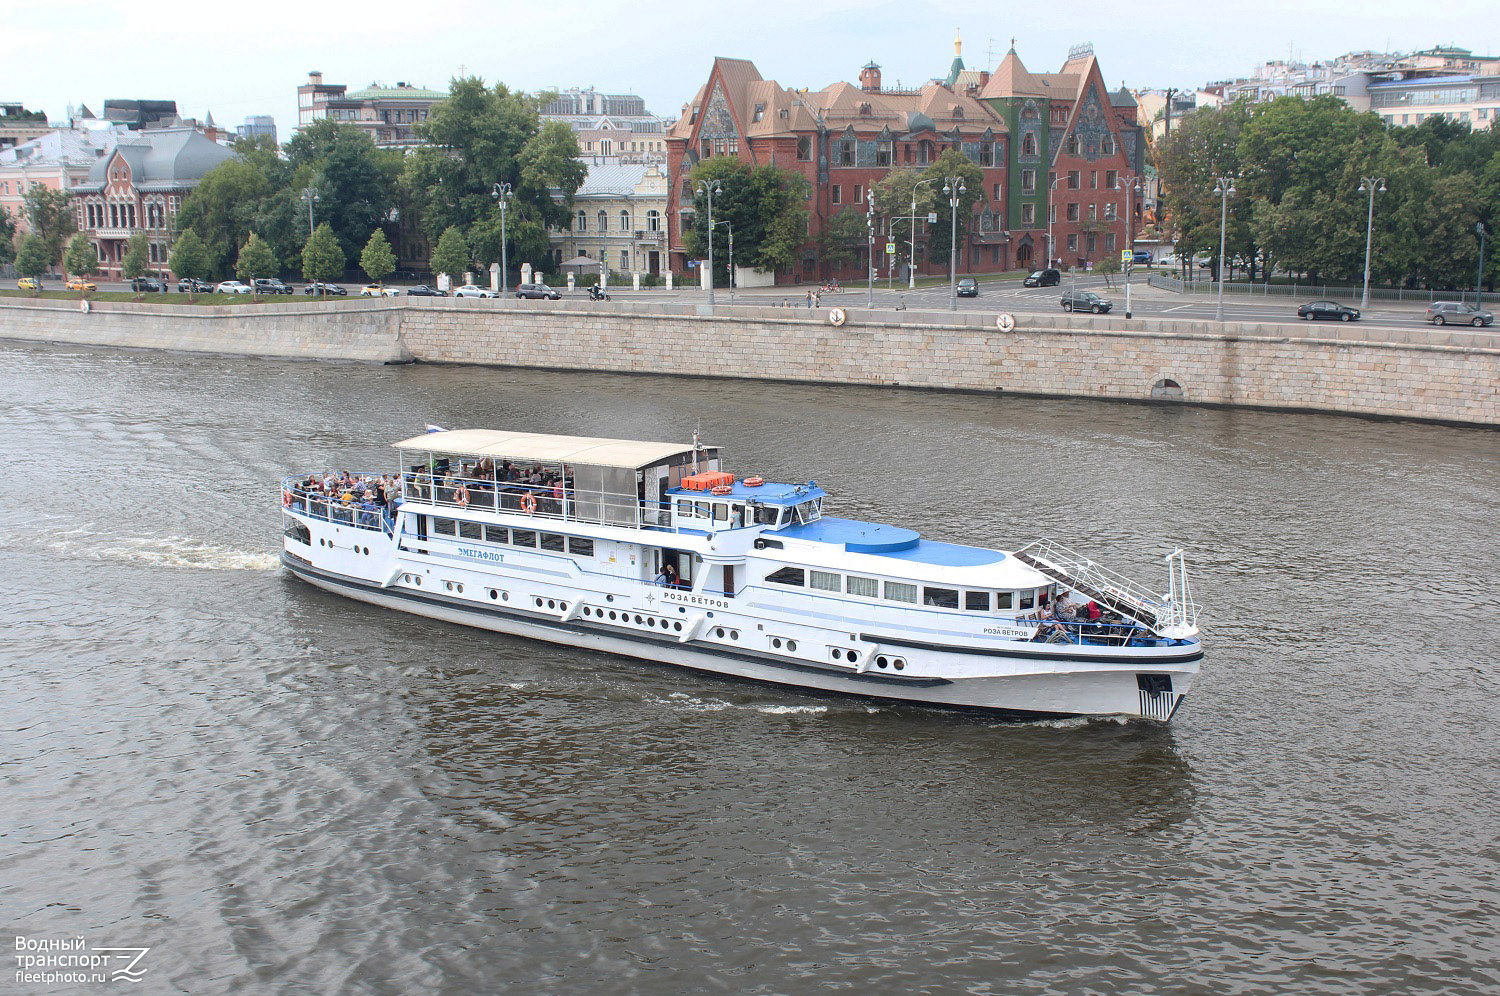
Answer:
top-left (1, 341), bottom-right (1497, 995)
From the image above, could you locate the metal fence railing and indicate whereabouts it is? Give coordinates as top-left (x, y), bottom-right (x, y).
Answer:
top-left (1147, 273), bottom-right (1483, 305)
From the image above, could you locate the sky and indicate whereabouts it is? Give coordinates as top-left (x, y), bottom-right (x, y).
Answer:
top-left (8, 0), bottom-right (1497, 136)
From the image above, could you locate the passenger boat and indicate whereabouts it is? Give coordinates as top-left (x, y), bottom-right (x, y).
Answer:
top-left (279, 429), bottom-right (1203, 721)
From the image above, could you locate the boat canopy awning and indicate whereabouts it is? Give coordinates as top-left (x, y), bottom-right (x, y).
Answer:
top-left (392, 429), bottom-right (706, 471)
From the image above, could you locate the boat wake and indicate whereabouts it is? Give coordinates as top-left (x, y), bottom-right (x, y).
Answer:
top-left (650, 692), bottom-right (829, 717)
top-left (35, 527), bottom-right (278, 571)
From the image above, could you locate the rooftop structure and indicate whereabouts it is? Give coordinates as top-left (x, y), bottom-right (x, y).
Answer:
top-left (296, 71), bottom-right (445, 147)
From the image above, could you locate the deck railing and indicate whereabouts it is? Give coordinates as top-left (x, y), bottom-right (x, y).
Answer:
top-left (400, 471), bottom-right (677, 531)
top-left (281, 475), bottom-right (393, 534)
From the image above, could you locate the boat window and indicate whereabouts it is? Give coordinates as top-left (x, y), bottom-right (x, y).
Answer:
top-left (754, 505), bottom-right (780, 526)
top-left (434, 518), bottom-right (456, 536)
top-left (283, 518), bottom-right (311, 545)
top-left (695, 501), bottom-right (711, 520)
top-left (540, 533), bottom-right (565, 552)
top-left (846, 575), bottom-right (879, 598)
top-left (512, 529), bottom-right (537, 548)
top-left (765, 566), bottom-right (806, 587)
top-left (676, 499), bottom-right (695, 519)
top-left (884, 580), bottom-right (917, 603)
top-left (923, 587), bottom-right (960, 609)
top-left (732, 503), bottom-right (747, 526)
top-left (459, 521), bottom-right (482, 540)
top-left (568, 537), bottom-right (594, 556)
top-left (809, 569), bottom-right (840, 592)
top-left (484, 525), bottom-right (508, 544)
top-left (1020, 591), bottom-right (1035, 609)
top-left (965, 591), bottom-right (990, 611)
top-left (996, 591), bottom-right (1013, 609)
top-left (712, 503), bottom-right (729, 522)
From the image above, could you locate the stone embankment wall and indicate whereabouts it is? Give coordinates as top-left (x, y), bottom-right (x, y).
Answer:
top-left (2, 296), bottom-right (1496, 426)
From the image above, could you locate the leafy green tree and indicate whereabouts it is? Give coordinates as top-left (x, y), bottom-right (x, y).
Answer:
top-left (169, 229), bottom-right (210, 296)
top-left (301, 222), bottom-right (345, 292)
top-left (122, 232), bottom-right (150, 282)
top-left (430, 226), bottom-right (471, 280)
top-left (0, 208), bottom-right (16, 268)
top-left (16, 234), bottom-right (49, 289)
top-left (1095, 253), bottom-right (1120, 288)
top-left (21, 186), bottom-right (75, 264)
top-left (682, 157), bottom-right (810, 279)
top-left (360, 229), bottom-right (395, 284)
top-left (818, 208), bottom-right (869, 269)
top-left (175, 159), bottom-right (274, 278)
top-left (922, 149), bottom-right (987, 269)
top-left (64, 233), bottom-right (98, 293)
top-left (235, 232), bottom-right (279, 291)
top-left (286, 120), bottom-right (399, 261)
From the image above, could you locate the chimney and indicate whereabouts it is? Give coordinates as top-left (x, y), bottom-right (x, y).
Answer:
top-left (860, 61), bottom-right (882, 92)
top-left (979, 70), bottom-right (991, 87)
top-left (309, 71), bottom-right (323, 85)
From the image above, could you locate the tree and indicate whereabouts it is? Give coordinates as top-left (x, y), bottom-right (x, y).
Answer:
top-left (430, 226), bottom-right (471, 281)
top-left (286, 120), bottom-right (399, 261)
top-left (122, 232), bottom-right (150, 282)
top-left (235, 232), bottom-right (278, 292)
top-left (1095, 254), bottom-right (1120, 288)
top-left (169, 229), bottom-right (210, 298)
top-left (360, 229), bottom-right (395, 284)
top-left (818, 208), bottom-right (869, 270)
top-left (16, 234), bottom-right (49, 291)
top-left (682, 157), bottom-right (810, 280)
top-left (922, 150), bottom-right (987, 270)
top-left (301, 222), bottom-right (345, 292)
top-left (64, 233), bottom-right (98, 294)
top-left (0, 208), bottom-right (16, 268)
top-left (873, 168), bottom-right (940, 274)
top-left (175, 159), bottom-right (274, 278)
top-left (21, 186), bottom-right (75, 264)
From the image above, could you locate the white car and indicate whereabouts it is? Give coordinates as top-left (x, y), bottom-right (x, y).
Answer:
top-left (359, 284), bottom-right (401, 297)
top-left (453, 284), bottom-right (495, 299)
top-left (216, 280), bottom-right (253, 294)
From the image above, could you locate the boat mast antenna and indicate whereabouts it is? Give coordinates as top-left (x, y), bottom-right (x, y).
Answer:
top-left (692, 422), bottom-right (702, 476)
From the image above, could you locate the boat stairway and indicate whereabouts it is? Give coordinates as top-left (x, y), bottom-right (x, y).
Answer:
top-left (1013, 539), bottom-right (1166, 630)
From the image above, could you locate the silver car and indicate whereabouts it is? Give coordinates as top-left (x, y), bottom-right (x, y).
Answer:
top-left (453, 285), bottom-right (495, 299)
top-left (1425, 301), bottom-right (1493, 327)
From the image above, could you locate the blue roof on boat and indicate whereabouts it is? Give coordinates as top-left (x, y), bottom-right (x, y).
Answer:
top-left (780, 516), bottom-right (1006, 566)
top-left (665, 480), bottom-right (827, 506)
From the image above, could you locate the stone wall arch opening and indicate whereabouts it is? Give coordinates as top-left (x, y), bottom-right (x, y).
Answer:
top-left (1151, 377), bottom-right (1184, 400)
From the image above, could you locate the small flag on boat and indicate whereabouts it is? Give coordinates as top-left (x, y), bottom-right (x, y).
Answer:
top-left (425, 424), bottom-right (446, 433)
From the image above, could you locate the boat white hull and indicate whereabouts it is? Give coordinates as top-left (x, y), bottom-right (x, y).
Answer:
top-left (282, 553), bottom-right (1196, 721)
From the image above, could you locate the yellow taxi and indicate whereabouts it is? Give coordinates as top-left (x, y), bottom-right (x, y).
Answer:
top-left (17, 276), bottom-right (40, 291)
top-left (66, 278), bottom-right (97, 292)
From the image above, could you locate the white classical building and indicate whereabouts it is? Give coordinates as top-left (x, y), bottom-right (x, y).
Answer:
top-left (548, 162), bottom-right (668, 278)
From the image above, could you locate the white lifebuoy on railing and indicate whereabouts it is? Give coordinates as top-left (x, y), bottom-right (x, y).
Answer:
top-left (996, 312), bottom-right (1016, 332)
top-left (828, 307), bottom-right (847, 327)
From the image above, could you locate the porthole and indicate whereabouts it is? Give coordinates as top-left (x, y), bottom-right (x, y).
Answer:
top-left (772, 638), bottom-right (783, 649)
top-left (501, 591), bottom-right (508, 601)
top-left (489, 589), bottom-right (499, 601)
top-left (673, 621), bottom-right (683, 632)
top-left (457, 583), bottom-right (464, 593)
top-left (876, 655), bottom-right (888, 668)
top-left (547, 599), bottom-right (557, 610)
top-left (633, 614), bottom-right (643, 624)
top-left (534, 597), bottom-right (543, 608)
top-left (731, 630), bottom-right (739, 640)
top-left (559, 602), bottom-right (568, 612)
top-left (582, 606), bottom-right (591, 616)
top-left (715, 627), bottom-right (725, 638)
top-left (787, 640), bottom-right (797, 652)
top-left (608, 610), bottom-right (617, 621)
top-left (606, 595), bottom-right (614, 602)
top-left (894, 659), bottom-right (905, 670)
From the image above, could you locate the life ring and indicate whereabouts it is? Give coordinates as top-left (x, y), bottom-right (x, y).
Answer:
top-left (282, 489), bottom-right (292, 507)
top-left (828, 307), bottom-right (847, 327)
top-left (711, 485), bottom-right (733, 495)
top-left (520, 492), bottom-right (537, 514)
top-left (454, 484), bottom-right (469, 508)
top-left (744, 476), bottom-right (764, 487)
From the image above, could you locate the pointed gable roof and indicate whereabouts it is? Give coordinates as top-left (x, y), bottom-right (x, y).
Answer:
top-left (982, 48), bottom-right (1046, 98)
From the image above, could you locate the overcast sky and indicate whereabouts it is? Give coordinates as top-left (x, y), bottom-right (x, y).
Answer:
top-left (10, 0), bottom-right (1496, 136)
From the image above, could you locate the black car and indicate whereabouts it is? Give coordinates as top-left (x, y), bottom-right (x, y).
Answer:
top-left (1023, 268), bottom-right (1061, 288)
top-left (515, 283), bottom-right (561, 300)
top-left (1297, 300), bottom-right (1360, 322)
top-left (176, 277), bottom-right (215, 293)
top-left (129, 276), bottom-right (165, 293)
top-left (252, 277), bottom-right (294, 295)
top-left (1060, 290), bottom-right (1113, 314)
top-left (956, 277), bottom-right (979, 297)
top-left (303, 282), bottom-right (348, 296)
top-left (407, 284), bottom-right (448, 297)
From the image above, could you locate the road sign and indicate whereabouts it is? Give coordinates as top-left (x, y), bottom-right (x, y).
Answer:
top-left (927, 212), bottom-right (938, 223)
top-left (1120, 249), bottom-right (1132, 265)
top-left (1085, 261), bottom-right (1094, 271)
top-left (885, 242), bottom-right (896, 254)
top-left (996, 312), bottom-right (1016, 332)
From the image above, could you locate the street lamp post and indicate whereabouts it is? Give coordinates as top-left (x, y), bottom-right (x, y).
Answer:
top-left (301, 186), bottom-right (319, 237)
top-left (1358, 176), bottom-right (1386, 310)
top-left (713, 219), bottom-right (735, 304)
top-left (942, 176), bottom-right (966, 311)
top-left (491, 182), bottom-right (512, 296)
top-left (1047, 176), bottom-right (1059, 269)
top-left (696, 179), bottom-right (721, 308)
top-left (1117, 174), bottom-right (1141, 319)
top-left (866, 192), bottom-right (876, 308)
top-left (908, 177), bottom-right (934, 290)
top-left (1213, 175), bottom-right (1236, 323)
top-left (1477, 222), bottom-right (1488, 311)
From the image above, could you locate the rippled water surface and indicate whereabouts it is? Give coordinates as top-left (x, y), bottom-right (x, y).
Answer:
top-left (2, 342), bottom-right (1498, 995)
